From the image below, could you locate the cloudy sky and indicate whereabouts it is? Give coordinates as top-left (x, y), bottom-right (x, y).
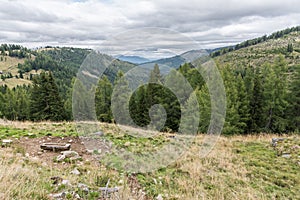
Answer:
top-left (0, 0), bottom-right (300, 58)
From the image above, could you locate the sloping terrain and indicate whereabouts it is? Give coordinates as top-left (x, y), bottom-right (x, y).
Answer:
top-left (0, 121), bottom-right (299, 200)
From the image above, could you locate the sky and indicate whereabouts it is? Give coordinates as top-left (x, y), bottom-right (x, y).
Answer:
top-left (0, 0), bottom-right (300, 59)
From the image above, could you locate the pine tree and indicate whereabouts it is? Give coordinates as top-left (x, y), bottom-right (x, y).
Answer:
top-left (288, 65), bottom-right (300, 131)
top-left (95, 75), bottom-right (113, 122)
top-left (248, 67), bottom-right (264, 132)
top-left (30, 72), bottom-right (65, 121)
top-left (236, 74), bottom-right (250, 133)
top-left (262, 56), bottom-right (289, 132)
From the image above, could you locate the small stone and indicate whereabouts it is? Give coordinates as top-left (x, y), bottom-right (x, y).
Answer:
top-left (25, 153), bottom-right (30, 157)
top-left (86, 149), bottom-right (94, 154)
top-left (50, 192), bottom-right (67, 199)
top-left (74, 193), bottom-right (81, 199)
top-left (282, 154), bottom-right (291, 158)
top-left (61, 179), bottom-right (71, 186)
top-left (70, 168), bottom-right (80, 175)
top-left (68, 139), bottom-right (73, 143)
top-left (61, 150), bottom-right (80, 159)
top-left (2, 139), bottom-right (13, 144)
top-left (37, 151), bottom-right (43, 155)
top-left (78, 183), bottom-right (89, 193)
top-left (156, 194), bottom-right (163, 200)
top-left (56, 154), bottom-right (66, 162)
top-left (124, 141), bottom-right (131, 147)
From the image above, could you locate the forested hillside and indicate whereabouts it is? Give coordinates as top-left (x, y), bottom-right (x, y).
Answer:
top-left (0, 27), bottom-right (299, 134)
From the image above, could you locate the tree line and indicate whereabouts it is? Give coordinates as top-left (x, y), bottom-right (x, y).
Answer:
top-left (0, 55), bottom-right (299, 134)
top-left (211, 26), bottom-right (300, 57)
top-left (95, 57), bottom-right (299, 134)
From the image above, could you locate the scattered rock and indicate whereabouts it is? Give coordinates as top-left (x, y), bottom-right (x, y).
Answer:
top-left (94, 131), bottom-right (103, 136)
top-left (271, 138), bottom-right (285, 147)
top-left (61, 179), bottom-right (71, 186)
top-left (282, 153), bottom-right (291, 158)
top-left (74, 193), bottom-right (81, 199)
top-left (86, 149), bottom-right (94, 154)
top-left (56, 154), bottom-right (66, 162)
top-left (1, 139), bottom-right (13, 147)
top-left (49, 191), bottom-right (67, 199)
top-left (124, 141), bottom-right (131, 147)
top-left (156, 194), bottom-right (163, 200)
top-left (61, 150), bottom-right (80, 158)
top-left (70, 168), bottom-right (80, 175)
top-left (78, 183), bottom-right (89, 193)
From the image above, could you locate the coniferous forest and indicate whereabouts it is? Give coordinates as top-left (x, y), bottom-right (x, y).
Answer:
top-left (0, 27), bottom-right (300, 134)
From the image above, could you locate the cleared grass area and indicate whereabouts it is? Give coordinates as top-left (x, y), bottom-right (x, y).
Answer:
top-left (0, 121), bottom-right (299, 199)
top-left (0, 77), bottom-right (32, 88)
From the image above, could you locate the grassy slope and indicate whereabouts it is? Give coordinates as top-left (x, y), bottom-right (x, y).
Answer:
top-left (215, 32), bottom-right (300, 68)
top-left (0, 121), bottom-right (299, 200)
top-left (0, 56), bottom-right (39, 88)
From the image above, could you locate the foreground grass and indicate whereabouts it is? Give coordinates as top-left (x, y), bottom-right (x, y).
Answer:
top-left (0, 121), bottom-right (299, 199)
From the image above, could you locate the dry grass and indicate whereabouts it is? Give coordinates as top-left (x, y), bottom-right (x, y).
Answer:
top-left (0, 121), bottom-right (299, 199)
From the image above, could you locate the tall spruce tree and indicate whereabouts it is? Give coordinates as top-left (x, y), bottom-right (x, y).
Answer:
top-left (30, 72), bottom-right (65, 121)
top-left (95, 75), bottom-right (113, 122)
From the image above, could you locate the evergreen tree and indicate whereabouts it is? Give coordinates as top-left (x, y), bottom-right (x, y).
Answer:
top-left (248, 67), bottom-right (264, 132)
top-left (288, 65), bottom-right (300, 131)
top-left (30, 72), bottom-right (65, 121)
top-left (95, 75), bottom-right (113, 122)
top-left (262, 56), bottom-right (289, 132)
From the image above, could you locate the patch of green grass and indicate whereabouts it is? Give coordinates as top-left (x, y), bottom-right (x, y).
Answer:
top-left (104, 133), bottom-right (168, 153)
top-left (0, 124), bottom-right (78, 139)
top-left (234, 141), bottom-right (300, 199)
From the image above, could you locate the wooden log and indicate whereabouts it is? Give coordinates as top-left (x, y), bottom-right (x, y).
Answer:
top-left (40, 143), bottom-right (71, 151)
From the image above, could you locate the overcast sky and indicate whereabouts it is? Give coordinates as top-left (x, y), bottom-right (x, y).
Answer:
top-left (0, 0), bottom-right (300, 58)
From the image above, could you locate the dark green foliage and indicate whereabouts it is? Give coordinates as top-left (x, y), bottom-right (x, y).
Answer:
top-left (30, 72), bottom-right (65, 121)
top-left (287, 43), bottom-right (293, 53)
top-left (95, 76), bottom-right (113, 122)
top-left (288, 65), bottom-right (300, 131)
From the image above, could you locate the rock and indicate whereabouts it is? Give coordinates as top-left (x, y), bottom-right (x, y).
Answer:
top-left (2, 139), bottom-right (13, 144)
top-left (25, 153), bottom-right (30, 157)
top-left (74, 193), bottom-right (81, 199)
top-left (1, 139), bottom-right (13, 147)
top-left (68, 139), bottom-right (73, 143)
top-left (56, 154), bottom-right (66, 162)
top-left (70, 168), bottom-right (80, 175)
top-left (86, 149), bottom-right (94, 154)
top-left (94, 131), bottom-right (103, 136)
top-left (61, 179), bottom-right (71, 186)
top-left (282, 153), bottom-right (291, 158)
top-left (156, 194), bottom-right (163, 200)
top-left (124, 141), bottom-right (131, 147)
top-left (99, 187), bottom-right (119, 194)
top-left (271, 138), bottom-right (285, 147)
top-left (37, 151), bottom-right (43, 155)
top-left (61, 150), bottom-right (80, 159)
top-left (78, 183), bottom-right (89, 193)
top-left (49, 191), bottom-right (67, 199)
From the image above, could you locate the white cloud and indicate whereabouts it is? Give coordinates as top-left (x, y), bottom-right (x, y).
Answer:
top-left (0, 0), bottom-right (299, 58)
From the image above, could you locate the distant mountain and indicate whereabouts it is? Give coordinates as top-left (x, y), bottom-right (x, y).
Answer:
top-left (116, 55), bottom-right (151, 64)
top-left (141, 49), bottom-right (208, 70)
